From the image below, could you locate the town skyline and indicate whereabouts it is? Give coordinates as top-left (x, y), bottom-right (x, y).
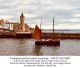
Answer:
top-left (0, 0), bottom-right (80, 29)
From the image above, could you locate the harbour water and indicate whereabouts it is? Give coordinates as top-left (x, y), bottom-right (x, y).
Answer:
top-left (0, 38), bottom-right (80, 56)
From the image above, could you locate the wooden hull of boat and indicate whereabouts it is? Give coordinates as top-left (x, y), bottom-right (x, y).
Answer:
top-left (35, 40), bottom-right (60, 46)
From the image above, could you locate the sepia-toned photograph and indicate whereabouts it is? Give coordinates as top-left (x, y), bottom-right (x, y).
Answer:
top-left (0, 0), bottom-right (80, 56)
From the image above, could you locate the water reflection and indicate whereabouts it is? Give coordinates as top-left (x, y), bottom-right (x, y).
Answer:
top-left (41, 46), bottom-right (60, 56)
top-left (33, 45), bottom-right (42, 56)
top-left (33, 45), bottom-right (60, 56)
top-left (16, 39), bottom-right (35, 56)
top-left (0, 39), bottom-right (80, 56)
top-left (16, 39), bottom-right (26, 55)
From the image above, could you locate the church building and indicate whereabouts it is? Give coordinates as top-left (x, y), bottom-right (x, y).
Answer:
top-left (13, 13), bottom-right (30, 32)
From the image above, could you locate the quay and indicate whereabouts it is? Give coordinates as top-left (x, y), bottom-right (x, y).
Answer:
top-left (0, 32), bottom-right (80, 39)
top-left (42, 32), bottom-right (80, 39)
top-left (16, 32), bottom-right (32, 38)
top-left (0, 32), bottom-right (32, 38)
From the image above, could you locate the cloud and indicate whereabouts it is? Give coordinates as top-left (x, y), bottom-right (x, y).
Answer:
top-left (0, 0), bottom-right (80, 29)
top-left (0, 15), bottom-right (13, 20)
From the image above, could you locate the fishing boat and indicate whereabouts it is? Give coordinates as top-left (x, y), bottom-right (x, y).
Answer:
top-left (33, 18), bottom-right (60, 46)
top-left (35, 39), bottom-right (60, 46)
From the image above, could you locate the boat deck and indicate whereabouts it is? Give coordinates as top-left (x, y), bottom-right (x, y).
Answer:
top-left (35, 39), bottom-right (60, 46)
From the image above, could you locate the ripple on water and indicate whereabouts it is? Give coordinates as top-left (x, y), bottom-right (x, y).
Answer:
top-left (0, 39), bottom-right (80, 56)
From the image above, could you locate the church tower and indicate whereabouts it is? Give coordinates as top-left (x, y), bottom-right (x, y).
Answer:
top-left (20, 12), bottom-right (24, 24)
top-left (13, 12), bottom-right (30, 32)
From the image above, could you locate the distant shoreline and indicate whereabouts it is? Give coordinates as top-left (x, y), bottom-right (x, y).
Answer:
top-left (42, 29), bottom-right (80, 33)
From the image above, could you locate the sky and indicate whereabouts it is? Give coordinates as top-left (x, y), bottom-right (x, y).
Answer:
top-left (0, 0), bottom-right (80, 29)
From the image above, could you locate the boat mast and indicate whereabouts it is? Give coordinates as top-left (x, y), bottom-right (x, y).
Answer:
top-left (40, 17), bottom-right (42, 40)
top-left (40, 17), bottom-right (42, 30)
top-left (53, 17), bottom-right (54, 38)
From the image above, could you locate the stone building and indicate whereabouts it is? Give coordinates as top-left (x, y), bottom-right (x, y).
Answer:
top-left (0, 19), bottom-right (4, 26)
top-left (13, 13), bottom-right (30, 32)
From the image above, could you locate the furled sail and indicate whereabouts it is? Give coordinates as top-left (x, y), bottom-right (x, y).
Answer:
top-left (32, 25), bottom-right (41, 40)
